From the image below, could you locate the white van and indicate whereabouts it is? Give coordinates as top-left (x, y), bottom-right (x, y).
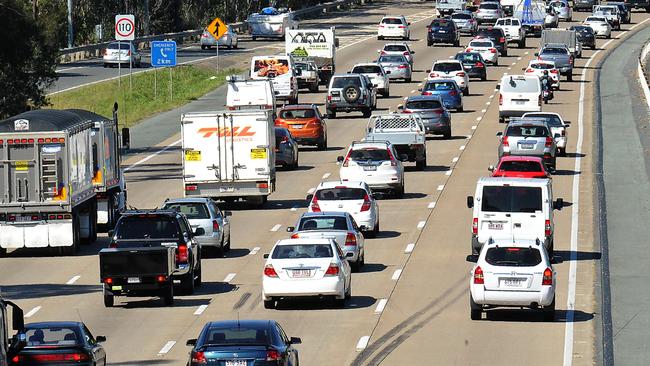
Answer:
top-left (250, 55), bottom-right (299, 104)
top-left (466, 177), bottom-right (563, 255)
top-left (498, 75), bottom-right (541, 123)
top-left (226, 76), bottom-right (276, 110)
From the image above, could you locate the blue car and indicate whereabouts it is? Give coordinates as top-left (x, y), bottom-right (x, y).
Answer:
top-left (187, 320), bottom-right (301, 366)
top-left (421, 79), bottom-right (464, 112)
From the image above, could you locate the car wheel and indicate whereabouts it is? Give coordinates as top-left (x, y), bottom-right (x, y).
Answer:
top-left (481, 73), bottom-right (487, 81)
top-left (427, 40), bottom-right (433, 46)
top-left (327, 109), bottom-right (337, 119)
top-left (195, 263), bottom-right (202, 287)
top-left (233, 42), bottom-right (238, 49)
top-left (377, 36), bottom-right (384, 40)
top-left (181, 267), bottom-right (196, 295)
top-left (362, 107), bottom-right (372, 118)
top-left (444, 129), bottom-right (452, 139)
top-left (559, 147), bottom-right (566, 157)
top-left (103, 290), bottom-right (114, 308)
top-left (544, 98), bottom-right (549, 104)
top-left (351, 259), bottom-right (360, 272)
top-left (395, 184), bottom-right (405, 199)
top-left (405, 77), bottom-right (412, 83)
top-left (416, 157), bottom-right (426, 170)
top-left (252, 36), bottom-right (257, 41)
top-left (225, 233), bottom-right (231, 252)
top-left (499, 116), bottom-right (505, 123)
top-left (463, 87), bottom-right (470, 96)
top-left (103, 63), bottom-right (108, 68)
top-left (503, 50), bottom-right (508, 57)
top-left (317, 136), bottom-right (327, 151)
top-left (201, 45), bottom-right (207, 50)
top-left (543, 296), bottom-right (556, 321)
top-left (458, 106), bottom-right (464, 112)
top-left (470, 294), bottom-right (482, 320)
top-left (163, 283), bottom-right (174, 306)
top-left (264, 299), bottom-right (275, 309)
top-left (383, 89), bottom-right (390, 98)
top-left (454, 39), bottom-right (460, 47)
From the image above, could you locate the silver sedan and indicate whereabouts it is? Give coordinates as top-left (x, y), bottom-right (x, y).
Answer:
top-left (200, 26), bottom-right (239, 49)
top-left (377, 54), bottom-right (412, 82)
top-left (103, 41), bottom-right (141, 68)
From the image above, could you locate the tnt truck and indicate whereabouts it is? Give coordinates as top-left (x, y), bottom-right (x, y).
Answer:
top-left (285, 28), bottom-right (338, 85)
top-left (0, 296), bottom-right (25, 366)
top-left (0, 107), bottom-right (126, 256)
top-left (181, 110), bottom-right (276, 207)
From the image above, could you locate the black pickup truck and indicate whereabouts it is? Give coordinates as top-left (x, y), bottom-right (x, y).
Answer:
top-left (100, 210), bottom-right (204, 307)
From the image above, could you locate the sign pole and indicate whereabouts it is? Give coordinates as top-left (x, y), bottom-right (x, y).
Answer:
top-left (154, 68), bottom-right (157, 99)
top-left (117, 41), bottom-right (122, 90)
top-left (169, 67), bottom-right (173, 100)
top-left (217, 42), bottom-right (220, 71)
top-left (129, 40), bottom-right (133, 92)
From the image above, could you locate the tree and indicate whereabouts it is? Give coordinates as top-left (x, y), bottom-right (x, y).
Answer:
top-left (0, 0), bottom-right (58, 119)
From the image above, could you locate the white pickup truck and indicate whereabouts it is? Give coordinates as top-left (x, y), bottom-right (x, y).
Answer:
top-left (364, 114), bottom-right (427, 170)
top-left (494, 17), bottom-right (526, 48)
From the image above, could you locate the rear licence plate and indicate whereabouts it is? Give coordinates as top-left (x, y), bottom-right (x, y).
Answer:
top-left (502, 278), bottom-right (524, 287)
top-left (127, 277), bottom-right (141, 284)
top-left (488, 222), bottom-right (503, 230)
top-left (363, 166), bottom-right (377, 171)
top-left (225, 361), bottom-right (247, 366)
top-left (515, 100), bottom-right (527, 105)
top-left (292, 269), bottom-right (311, 278)
top-left (291, 125), bottom-right (305, 129)
top-left (14, 216), bottom-right (33, 222)
top-left (519, 143), bottom-right (535, 149)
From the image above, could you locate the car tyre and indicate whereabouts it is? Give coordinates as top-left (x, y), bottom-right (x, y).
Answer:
top-left (362, 108), bottom-right (372, 118)
top-left (103, 290), bottom-right (114, 308)
top-left (463, 86), bottom-right (470, 96)
top-left (201, 45), bottom-right (207, 50)
top-left (163, 284), bottom-right (174, 306)
top-left (481, 73), bottom-right (487, 81)
top-left (405, 77), bottom-right (412, 83)
top-left (454, 39), bottom-right (460, 47)
top-left (470, 294), bottom-right (482, 320)
top-left (351, 258), bottom-right (361, 272)
top-left (195, 263), bottom-right (202, 288)
top-left (543, 297), bottom-right (556, 321)
top-left (264, 299), bottom-right (275, 309)
top-left (444, 129), bottom-right (452, 139)
top-left (181, 267), bottom-right (196, 295)
top-left (382, 89), bottom-right (390, 98)
top-left (567, 72), bottom-right (573, 81)
top-left (317, 136), bottom-right (327, 151)
top-left (327, 109), bottom-right (337, 119)
top-left (559, 147), bottom-right (566, 157)
top-left (377, 36), bottom-right (384, 40)
top-left (224, 233), bottom-right (231, 252)
top-left (458, 106), bottom-right (464, 112)
top-left (427, 40), bottom-right (433, 46)
top-left (416, 157), bottom-right (426, 170)
top-left (395, 184), bottom-right (405, 199)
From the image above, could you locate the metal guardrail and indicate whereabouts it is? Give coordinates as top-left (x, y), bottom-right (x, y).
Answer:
top-left (59, 0), bottom-right (372, 63)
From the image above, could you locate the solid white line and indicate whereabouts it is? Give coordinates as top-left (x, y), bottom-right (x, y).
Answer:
top-left (417, 221), bottom-right (426, 230)
top-left (158, 341), bottom-right (176, 355)
top-left (56, 65), bottom-right (87, 73)
top-left (459, 145), bottom-right (466, 150)
top-left (223, 273), bottom-right (237, 283)
top-left (356, 336), bottom-right (370, 351)
top-left (391, 269), bottom-right (403, 280)
top-left (322, 173), bottom-right (331, 179)
top-left (66, 275), bottom-right (80, 285)
top-left (489, 94), bottom-right (495, 99)
top-left (428, 201), bottom-right (436, 209)
top-left (250, 247), bottom-right (260, 255)
top-left (445, 170), bottom-right (452, 176)
top-left (375, 299), bottom-right (388, 314)
top-left (452, 157), bottom-right (459, 163)
top-left (25, 306), bottom-right (41, 318)
top-left (194, 304), bottom-right (208, 315)
top-left (270, 224), bottom-right (281, 232)
top-left (123, 139), bottom-right (182, 172)
top-left (405, 243), bottom-right (415, 253)
top-left (437, 185), bottom-right (444, 191)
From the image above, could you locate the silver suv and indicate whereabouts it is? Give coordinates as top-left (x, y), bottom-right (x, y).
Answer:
top-left (496, 119), bottom-right (557, 171)
top-left (326, 74), bottom-right (377, 119)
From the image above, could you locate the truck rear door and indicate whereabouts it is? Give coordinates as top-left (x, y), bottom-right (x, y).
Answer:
top-left (478, 185), bottom-right (544, 241)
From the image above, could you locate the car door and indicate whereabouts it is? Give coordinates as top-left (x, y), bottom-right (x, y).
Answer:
top-left (83, 325), bottom-right (106, 366)
top-left (276, 324), bottom-right (298, 365)
top-left (334, 243), bottom-right (352, 287)
top-left (208, 201), bottom-right (224, 243)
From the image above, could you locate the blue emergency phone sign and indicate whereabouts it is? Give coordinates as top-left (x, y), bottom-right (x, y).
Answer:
top-left (151, 41), bottom-right (177, 67)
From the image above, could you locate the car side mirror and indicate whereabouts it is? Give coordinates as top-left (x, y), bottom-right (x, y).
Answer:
top-left (496, 132), bottom-right (503, 137)
top-left (425, 69), bottom-right (431, 73)
top-left (466, 254), bottom-right (479, 263)
top-left (488, 165), bottom-right (495, 172)
top-left (335, 38), bottom-right (340, 47)
top-left (290, 337), bottom-right (302, 344)
top-left (411, 50), bottom-right (416, 54)
top-left (376, 49), bottom-right (381, 53)
top-left (467, 196), bottom-right (474, 208)
top-left (372, 192), bottom-right (384, 200)
top-left (96, 336), bottom-right (107, 343)
top-left (286, 226), bottom-right (295, 232)
top-left (263, 253), bottom-right (270, 259)
top-left (551, 255), bottom-right (563, 264)
top-left (418, 88), bottom-right (423, 92)
top-left (408, 22), bottom-right (411, 25)
top-left (194, 227), bottom-right (205, 236)
top-left (337, 156), bottom-right (344, 163)
top-left (121, 127), bottom-right (130, 150)
top-left (521, 67), bottom-right (526, 71)
top-left (397, 104), bottom-right (404, 110)
top-left (386, 70), bottom-right (391, 74)
top-left (496, 84), bottom-right (500, 90)
top-left (346, 252), bottom-right (354, 258)
top-left (186, 339), bottom-right (197, 346)
top-left (554, 198), bottom-right (564, 210)
top-left (306, 194), bottom-right (314, 202)
top-left (359, 225), bottom-right (367, 231)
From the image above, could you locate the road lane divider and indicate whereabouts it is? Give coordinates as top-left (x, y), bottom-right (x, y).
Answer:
top-left (374, 299), bottom-right (388, 314)
top-left (223, 273), bottom-right (237, 283)
top-left (66, 275), bottom-right (80, 285)
top-left (123, 139), bottom-right (182, 172)
top-left (322, 173), bottom-right (331, 179)
top-left (270, 224), bottom-right (282, 232)
top-left (391, 269), bottom-right (402, 281)
top-left (452, 157), bottom-right (459, 163)
top-left (436, 185), bottom-right (444, 191)
top-left (25, 306), bottom-right (41, 318)
top-left (356, 336), bottom-right (370, 351)
top-left (250, 247), bottom-right (261, 255)
top-left (158, 341), bottom-right (176, 355)
top-left (459, 145), bottom-right (466, 150)
top-left (404, 243), bottom-right (415, 253)
top-left (416, 221), bottom-right (426, 230)
top-left (428, 201), bottom-right (436, 209)
top-left (194, 305), bottom-right (208, 316)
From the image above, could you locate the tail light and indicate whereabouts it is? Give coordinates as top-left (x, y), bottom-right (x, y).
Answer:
top-left (398, 25), bottom-right (406, 28)
top-left (378, 25), bottom-right (385, 28)
top-left (403, 51), bottom-right (409, 56)
top-left (449, 90), bottom-right (458, 96)
top-left (466, 48), bottom-right (473, 52)
top-left (360, 195), bottom-right (372, 212)
top-left (127, 50), bottom-right (131, 56)
top-left (310, 195), bottom-right (321, 212)
top-left (266, 349), bottom-right (282, 361)
top-left (103, 49), bottom-right (108, 56)
top-left (264, 264), bottom-right (278, 277)
top-left (191, 351), bottom-right (208, 365)
top-left (212, 220), bottom-right (220, 231)
top-left (201, 33), bottom-right (209, 38)
top-left (502, 136), bottom-right (509, 147)
top-left (281, 136), bottom-right (289, 143)
top-left (13, 353), bottom-right (90, 362)
top-left (185, 185), bottom-right (198, 191)
top-left (386, 148), bottom-right (397, 166)
top-left (325, 263), bottom-right (340, 276)
top-left (537, 56), bottom-right (542, 60)
top-left (109, 242), bottom-right (117, 248)
top-left (398, 64), bottom-right (408, 69)
top-left (104, 277), bottom-right (113, 284)
top-left (457, 72), bottom-right (466, 77)
top-left (490, 48), bottom-right (497, 53)
top-left (542, 267), bottom-right (553, 285)
top-left (550, 69), bottom-right (559, 74)
top-left (176, 244), bottom-right (189, 264)
top-left (473, 266), bottom-right (484, 284)
top-left (402, 109), bottom-right (412, 114)
top-left (342, 150), bottom-right (352, 167)
top-left (345, 232), bottom-right (357, 246)
top-left (380, 50), bottom-right (386, 55)
top-left (545, 136), bottom-right (553, 147)
top-left (499, 37), bottom-right (505, 43)
top-left (327, 95), bottom-right (332, 102)
top-left (290, 233), bottom-right (300, 239)
top-left (472, 217), bottom-right (478, 234)
top-left (499, 94), bottom-right (503, 105)
top-left (561, 129), bottom-right (566, 136)
top-left (156, 275), bottom-right (167, 283)
top-left (569, 57), bottom-right (574, 65)
top-left (422, 91), bottom-right (432, 96)
top-left (429, 72), bottom-right (439, 78)
top-left (475, 62), bottom-right (484, 68)
top-left (545, 220), bottom-right (551, 237)
top-left (526, 68), bottom-right (533, 73)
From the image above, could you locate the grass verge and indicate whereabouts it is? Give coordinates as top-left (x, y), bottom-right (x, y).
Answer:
top-left (49, 65), bottom-right (239, 128)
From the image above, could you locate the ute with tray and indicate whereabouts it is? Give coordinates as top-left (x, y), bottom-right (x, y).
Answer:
top-left (364, 114), bottom-right (427, 170)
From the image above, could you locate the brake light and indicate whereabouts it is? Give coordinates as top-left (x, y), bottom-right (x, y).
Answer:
top-left (403, 51), bottom-right (409, 56)
top-left (185, 185), bottom-right (198, 191)
top-left (422, 91), bottom-right (432, 96)
top-left (176, 244), bottom-right (189, 264)
top-left (537, 56), bottom-right (542, 61)
top-left (342, 150), bottom-right (352, 167)
top-left (398, 64), bottom-right (408, 69)
top-left (212, 220), bottom-right (220, 231)
top-left (545, 219), bottom-right (551, 236)
top-left (473, 266), bottom-right (484, 284)
top-left (401, 109), bottom-right (412, 114)
top-left (545, 136), bottom-right (553, 147)
top-left (361, 194), bottom-right (372, 212)
top-left (127, 50), bottom-right (131, 56)
top-left (475, 62), bottom-right (484, 68)
top-left (191, 351), bottom-right (208, 364)
top-left (526, 68), bottom-right (533, 73)
top-left (325, 263), bottom-right (340, 276)
top-left (561, 129), bottom-right (565, 136)
top-left (327, 95), bottom-right (332, 102)
top-left (291, 233), bottom-right (300, 239)
top-left (345, 232), bottom-right (357, 246)
top-left (380, 50), bottom-right (386, 55)
top-left (310, 195), bottom-right (321, 212)
top-left (569, 57), bottom-right (574, 65)
top-left (398, 25), bottom-right (405, 28)
top-left (264, 264), bottom-right (278, 277)
top-left (542, 267), bottom-right (553, 285)
top-left (466, 48), bottom-right (473, 52)
top-left (104, 277), bottom-right (113, 284)
top-left (472, 217), bottom-right (478, 234)
top-left (499, 94), bottom-right (503, 105)
top-left (429, 72), bottom-right (439, 78)
top-left (266, 349), bottom-right (282, 361)
top-left (490, 48), bottom-right (497, 53)
top-left (14, 353), bottom-right (90, 362)
top-left (103, 49), bottom-right (108, 56)
top-left (550, 69), bottom-right (558, 74)
top-left (386, 149), bottom-right (397, 166)
top-left (499, 37), bottom-right (505, 43)
top-left (502, 136), bottom-right (509, 147)
top-left (449, 90), bottom-right (458, 96)
top-left (457, 72), bottom-right (466, 77)
top-left (156, 275), bottom-right (167, 283)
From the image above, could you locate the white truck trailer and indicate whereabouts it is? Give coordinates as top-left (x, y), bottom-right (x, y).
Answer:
top-left (286, 28), bottom-right (338, 85)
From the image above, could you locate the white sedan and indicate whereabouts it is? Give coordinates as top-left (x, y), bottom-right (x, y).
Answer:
top-left (524, 60), bottom-right (561, 90)
top-left (467, 238), bottom-right (559, 321)
top-left (262, 238), bottom-right (352, 309)
top-left (584, 16), bottom-right (612, 38)
top-left (465, 39), bottom-right (499, 65)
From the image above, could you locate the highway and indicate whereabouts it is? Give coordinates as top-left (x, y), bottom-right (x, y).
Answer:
top-left (3, 0), bottom-right (650, 364)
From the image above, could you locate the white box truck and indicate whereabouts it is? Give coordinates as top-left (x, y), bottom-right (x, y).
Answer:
top-left (181, 110), bottom-right (276, 207)
top-left (285, 28), bottom-right (337, 85)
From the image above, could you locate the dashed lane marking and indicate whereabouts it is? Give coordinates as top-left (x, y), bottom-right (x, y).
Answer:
top-left (446, 170), bottom-right (453, 176)
top-left (322, 173), bottom-right (331, 179)
top-left (437, 185), bottom-right (444, 191)
top-left (391, 269), bottom-right (403, 280)
top-left (428, 201), bottom-right (436, 209)
top-left (356, 336), bottom-right (370, 351)
top-left (472, 125), bottom-right (477, 130)
top-left (223, 273), bottom-right (237, 283)
top-left (405, 243), bottom-right (415, 253)
top-left (250, 247), bottom-right (260, 255)
top-left (452, 157), bottom-right (459, 162)
top-left (460, 145), bottom-right (466, 150)
top-left (158, 341), bottom-right (176, 355)
top-left (270, 224), bottom-right (282, 232)
top-left (194, 305), bottom-right (208, 315)
top-left (417, 221), bottom-right (426, 230)
top-left (375, 299), bottom-right (388, 314)
top-left (66, 275), bottom-right (80, 285)
top-left (25, 306), bottom-right (41, 318)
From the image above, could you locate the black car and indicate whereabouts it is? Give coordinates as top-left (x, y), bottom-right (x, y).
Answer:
top-left (427, 18), bottom-right (461, 47)
top-left (187, 320), bottom-right (301, 366)
top-left (476, 26), bottom-right (508, 56)
top-left (454, 52), bottom-right (488, 80)
top-left (274, 127), bottom-right (299, 170)
top-left (12, 322), bottom-right (106, 366)
top-left (569, 25), bottom-right (596, 50)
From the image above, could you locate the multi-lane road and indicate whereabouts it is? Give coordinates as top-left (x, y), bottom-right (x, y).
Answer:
top-left (4, 0), bottom-right (650, 364)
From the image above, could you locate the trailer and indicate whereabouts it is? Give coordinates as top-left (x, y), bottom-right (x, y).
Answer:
top-left (515, 0), bottom-right (547, 36)
top-left (286, 28), bottom-right (338, 85)
top-left (247, 7), bottom-right (298, 40)
top-left (0, 108), bottom-right (126, 255)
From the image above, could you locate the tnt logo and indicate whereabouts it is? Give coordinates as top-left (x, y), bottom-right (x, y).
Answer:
top-left (198, 126), bottom-right (256, 138)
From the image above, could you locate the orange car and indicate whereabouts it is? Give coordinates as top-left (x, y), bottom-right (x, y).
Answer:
top-left (274, 104), bottom-right (328, 150)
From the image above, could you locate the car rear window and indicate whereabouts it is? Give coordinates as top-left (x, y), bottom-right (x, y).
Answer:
top-left (26, 327), bottom-right (81, 346)
top-left (485, 247), bottom-right (543, 267)
top-left (350, 148), bottom-right (390, 162)
top-left (530, 63), bottom-right (554, 70)
top-left (480, 3), bottom-right (499, 9)
top-left (477, 29), bottom-right (500, 38)
top-left (272, 244), bottom-right (333, 259)
top-left (378, 55), bottom-right (407, 63)
top-left (424, 81), bottom-right (457, 91)
top-left (499, 161), bottom-right (544, 172)
top-left (203, 327), bottom-right (268, 346)
top-left (295, 63), bottom-right (314, 71)
top-left (469, 41), bottom-right (493, 48)
top-left (586, 17), bottom-right (606, 22)
top-left (451, 13), bottom-right (472, 19)
top-left (433, 62), bottom-right (462, 72)
top-left (108, 43), bottom-right (131, 50)
top-left (298, 216), bottom-right (348, 231)
top-left (541, 47), bottom-right (568, 55)
top-left (115, 215), bottom-right (179, 240)
top-left (506, 125), bottom-right (549, 137)
top-left (381, 18), bottom-right (404, 24)
top-left (316, 188), bottom-right (366, 200)
top-left (501, 78), bottom-right (540, 93)
top-left (163, 203), bottom-right (210, 220)
top-left (279, 108), bottom-right (316, 119)
top-left (524, 114), bottom-right (563, 127)
top-left (352, 65), bottom-right (382, 74)
top-left (431, 19), bottom-right (453, 27)
top-left (383, 45), bottom-right (407, 52)
top-left (331, 76), bottom-right (362, 88)
top-left (405, 100), bottom-right (442, 109)
top-left (481, 186), bottom-right (543, 213)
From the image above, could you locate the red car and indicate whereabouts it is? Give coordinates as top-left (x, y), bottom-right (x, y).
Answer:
top-left (489, 156), bottom-right (550, 179)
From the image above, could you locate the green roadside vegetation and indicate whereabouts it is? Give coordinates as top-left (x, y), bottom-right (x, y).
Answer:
top-left (49, 65), bottom-right (239, 128)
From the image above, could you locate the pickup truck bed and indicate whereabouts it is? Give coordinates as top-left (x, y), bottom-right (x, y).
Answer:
top-left (364, 114), bottom-right (427, 169)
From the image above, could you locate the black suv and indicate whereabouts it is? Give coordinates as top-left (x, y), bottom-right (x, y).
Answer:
top-left (476, 26), bottom-right (508, 56)
top-left (427, 18), bottom-right (461, 47)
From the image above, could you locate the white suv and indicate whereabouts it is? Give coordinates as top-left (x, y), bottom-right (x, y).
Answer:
top-left (498, 75), bottom-right (541, 123)
top-left (377, 16), bottom-right (410, 40)
top-left (467, 238), bottom-right (559, 321)
top-left (428, 60), bottom-right (470, 95)
top-left (351, 63), bottom-right (391, 98)
top-left (308, 181), bottom-right (380, 237)
top-left (337, 141), bottom-right (405, 198)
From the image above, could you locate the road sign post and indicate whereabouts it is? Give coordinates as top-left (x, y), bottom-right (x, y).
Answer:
top-left (151, 41), bottom-right (177, 100)
top-left (115, 15), bottom-right (136, 125)
top-left (206, 17), bottom-right (228, 71)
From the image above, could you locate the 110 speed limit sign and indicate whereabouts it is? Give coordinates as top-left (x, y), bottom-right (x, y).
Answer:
top-left (115, 14), bottom-right (135, 41)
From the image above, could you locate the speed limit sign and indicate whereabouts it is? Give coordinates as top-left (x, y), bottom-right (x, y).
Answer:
top-left (115, 14), bottom-right (135, 41)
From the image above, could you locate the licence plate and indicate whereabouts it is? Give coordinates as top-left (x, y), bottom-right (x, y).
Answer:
top-left (503, 278), bottom-right (524, 287)
top-left (519, 143), bottom-right (535, 149)
top-left (488, 222), bottom-right (503, 230)
top-left (225, 361), bottom-right (247, 366)
top-left (15, 216), bottom-right (32, 222)
top-left (292, 269), bottom-right (311, 278)
top-left (331, 97), bottom-right (340, 101)
top-left (515, 100), bottom-right (527, 105)
top-left (363, 166), bottom-right (377, 171)
top-left (127, 277), bottom-right (141, 284)
top-left (291, 125), bottom-right (305, 129)
top-left (438, 30), bottom-right (447, 33)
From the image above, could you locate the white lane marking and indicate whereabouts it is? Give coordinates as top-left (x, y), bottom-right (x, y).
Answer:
top-left (356, 336), bottom-right (370, 351)
top-left (56, 65), bottom-right (87, 73)
top-left (517, 57), bottom-right (522, 61)
top-left (459, 145), bottom-right (465, 150)
top-left (194, 304), bottom-right (208, 315)
top-left (428, 201), bottom-right (436, 209)
top-left (418, 83), bottom-right (423, 87)
top-left (481, 109), bottom-right (487, 113)
top-left (493, 88), bottom-right (499, 92)
top-left (508, 67), bottom-right (512, 70)
top-left (445, 170), bottom-right (453, 176)
top-left (476, 116), bottom-right (482, 121)
top-left (417, 221), bottom-right (426, 230)
top-left (391, 269), bottom-right (403, 280)
top-left (410, 90), bottom-right (416, 93)
top-left (307, 187), bottom-right (316, 194)
top-left (511, 61), bottom-right (517, 65)
top-left (485, 101), bottom-right (491, 105)
top-left (270, 224), bottom-right (282, 232)
top-left (250, 247), bottom-right (260, 255)
top-left (405, 243), bottom-right (415, 253)
top-left (123, 139), bottom-right (182, 172)
top-left (437, 185), bottom-right (444, 191)
top-left (448, 55), bottom-right (454, 59)
top-left (471, 125), bottom-right (477, 130)
top-left (375, 299), bottom-right (388, 314)
top-left (158, 341), bottom-right (176, 355)
top-left (489, 94), bottom-right (494, 99)
top-left (290, 206), bottom-right (298, 211)
top-left (452, 157), bottom-right (459, 162)
top-left (25, 306), bottom-right (41, 318)
top-left (322, 173), bottom-right (331, 179)
top-left (223, 273), bottom-right (237, 283)
top-left (66, 275), bottom-right (80, 285)
top-left (524, 51), bottom-right (529, 55)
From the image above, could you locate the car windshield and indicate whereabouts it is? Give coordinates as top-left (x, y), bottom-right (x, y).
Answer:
top-left (108, 43), bottom-right (130, 50)
top-left (332, 77), bottom-right (362, 88)
top-left (499, 161), bottom-right (544, 172)
top-left (202, 326), bottom-right (269, 346)
top-left (524, 114), bottom-right (564, 127)
top-left (279, 109), bottom-right (316, 119)
top-left (352, 65), bottom-right (382, 74)
top-left (480, 3), bottom-right (499, 9)
top-left (452, 13), bottom-right (472, 19)
top-left (378, 55), bottom-right (407, 63)
top-left (501, 78), bottom-right (539, 93)
top-left (531, 63), bottom-right (554, 70)
top-left (298, 216), bottom-right (348, 231)
top-left (272, 244), bottom-right (334, 259)
top-left (433, 62), bottom-right (462, 72)
top-left (383, 45), bottom-right (407, 52)
top-left (115, 216), bottom-right (179, 240)
top-left (315, 188), bottom-right (367, 200)
top-left (295, 63), bottom-right (312, 71)
top-left (470, 41), bottom-right (493, 47)
top-left (424, 81), bottom-right (457, 91)
top-left (481, 186), bottom-right (543, 213)
top-left (485, 247), bottom-right (543, 267)
top-left (350, 148), bottom-right (390, 162)
top-left (541, 48), bottom-right (567, 55)
top-left (381, 18), bottom-right (403, 24)
top-left (406, 100), bottom-right (442, 109)
top-left (26, 327), bottom-right (80, 347)
top-left (506, 125), bottom-right (549, 137)
top-left (162, 203), bottom-right (210, 220)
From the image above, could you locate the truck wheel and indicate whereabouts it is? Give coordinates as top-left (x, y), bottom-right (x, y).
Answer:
top-left (382, 89), bottom-right (390, 98)
top-left (163, 284), bottom-right (174, 306)
top-left (362, 108), bottom-right (372, 118)
top-left (103, 290), bottom-right (114, 308)
top-left (264, 299), bottom-right (275, 309)
top-left (309, 82), bottom-right (319, 93)
top-left (416, 158), bottom-right (427, 170)
top-left (405, 77), bottom-right (412, 83)
top-left (182, 268), bottom-right (196, 295)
